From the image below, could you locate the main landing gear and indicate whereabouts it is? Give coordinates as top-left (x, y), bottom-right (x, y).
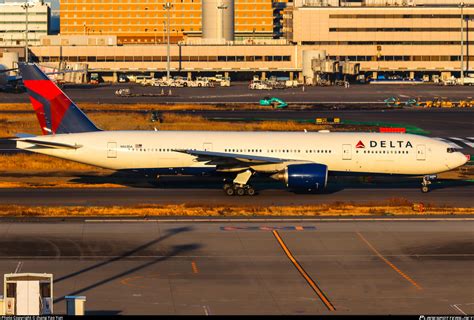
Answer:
top-left (421, 175), bottom-right (437, 193)
top-left (223, 170), bottom-right (257, 196)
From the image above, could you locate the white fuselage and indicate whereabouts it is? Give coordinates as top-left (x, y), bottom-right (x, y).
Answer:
top-left (17, 131), bottom-right (467, 175)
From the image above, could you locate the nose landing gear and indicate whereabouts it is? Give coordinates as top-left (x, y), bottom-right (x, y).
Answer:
top-left (421, 175), bottom-right (437, 193)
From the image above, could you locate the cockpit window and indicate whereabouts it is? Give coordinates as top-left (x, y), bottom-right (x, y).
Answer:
top-left (447, 148), bottom-right (457, 153)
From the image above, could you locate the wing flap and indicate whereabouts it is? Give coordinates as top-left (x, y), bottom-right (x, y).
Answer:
top-left (175, 149), bottom-right (288, 164)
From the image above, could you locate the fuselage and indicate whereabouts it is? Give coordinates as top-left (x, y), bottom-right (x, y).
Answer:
top-left (17, 131), bottom-right (468, 176)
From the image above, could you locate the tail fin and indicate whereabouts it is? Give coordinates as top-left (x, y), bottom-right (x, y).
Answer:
top-left (18, 63), bottom-right (100, 135)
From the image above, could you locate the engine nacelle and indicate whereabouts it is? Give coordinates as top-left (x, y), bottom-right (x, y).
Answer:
top-left (275, 163), bottom-right (328, 191)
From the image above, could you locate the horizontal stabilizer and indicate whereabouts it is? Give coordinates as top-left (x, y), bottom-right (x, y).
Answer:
top-left (20, 139), bottom-right (82, 149)
top-left (15, 133), bottom-right (36, 138)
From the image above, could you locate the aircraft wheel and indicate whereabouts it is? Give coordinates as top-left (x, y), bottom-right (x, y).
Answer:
top-left (236, 187), bottom-right (246, 196)
top-left (223, 183), bottom-right (232, 191)
top-left (421, 186), bottom-right (430, 193)
top-left (246, 187), bottom-right (256, 196)
top-left (225, 187), bottom-right (235, 196)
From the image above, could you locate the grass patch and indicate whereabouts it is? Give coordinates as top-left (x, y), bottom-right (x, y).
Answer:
top-left (0, 203), bottom-right (472, 217)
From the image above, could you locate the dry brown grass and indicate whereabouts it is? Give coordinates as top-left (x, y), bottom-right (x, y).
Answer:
top-left (0, 203), bottom-right (472, 217)
top-left (0, 111), bottom-right (335, 136)
top-left (0, 102), bottom-right (260, 112)
top-left (0, 153), bottom-right (104, 171)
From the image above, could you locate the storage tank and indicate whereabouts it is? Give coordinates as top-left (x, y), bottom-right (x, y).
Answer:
top-left (202, 0), bottom-right (234, 43)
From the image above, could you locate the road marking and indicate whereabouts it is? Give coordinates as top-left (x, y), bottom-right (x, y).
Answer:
top-left (191, 261), bottom-right (199, 274)
top-left (14, 261), bottom-right (22, 273)
top-left (220, 226), bottom-right (316, 231)
top-left (120, 275), bottom-right (148, 289)
top-left (450, 137), bottom-right (474, 148)
top-left (272, 230), bottom-right (336, 311)
top-left (433, 137), bottom-right (463, 149)
top-left (356, 232), bottom-right (422, 290)
top-left (202, 305), bottom-right (211, 315)
top-left (451, 304), bottom-right (467, 315)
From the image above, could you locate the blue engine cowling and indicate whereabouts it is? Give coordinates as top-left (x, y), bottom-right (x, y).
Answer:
top-left (284, 163), bottom-right (328, 191)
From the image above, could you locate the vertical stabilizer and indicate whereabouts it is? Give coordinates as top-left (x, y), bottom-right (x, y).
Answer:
top-left (19, 63), bottom-right (100, 135)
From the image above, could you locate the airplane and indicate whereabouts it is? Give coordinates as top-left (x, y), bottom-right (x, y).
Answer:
top-left (0, 64), bottom-right (23, 92)
top-left (14, 63), bottom-right (469, 196)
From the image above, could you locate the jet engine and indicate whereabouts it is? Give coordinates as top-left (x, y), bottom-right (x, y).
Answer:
top-left (273, 163), bottom-right (328, 191)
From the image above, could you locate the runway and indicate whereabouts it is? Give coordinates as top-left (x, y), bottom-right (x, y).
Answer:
top-left (0, 183), bottom-right (472, 206)
top-left (0, 219), bottom-right (472, 315)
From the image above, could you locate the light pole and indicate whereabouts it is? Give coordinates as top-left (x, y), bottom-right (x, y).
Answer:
top-left (21, 0), bottom-right (33, 63)
top-left (162, 22), bottom-right (165, 43)
top-left (163, 2), bottom-right (173, 79)
top-left (460, 2), bottom-right (465, 85)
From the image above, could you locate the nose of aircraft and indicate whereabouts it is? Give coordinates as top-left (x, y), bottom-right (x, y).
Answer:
top-left (457, 152), bottom-right (470, 167)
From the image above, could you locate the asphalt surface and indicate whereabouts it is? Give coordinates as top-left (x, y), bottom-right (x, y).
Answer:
top-left (0, 182), bottom-right (472, 206)
top-left (2, 82), bottom-right (474, 104)
top-left (0, 219), bottom-right (472, 315)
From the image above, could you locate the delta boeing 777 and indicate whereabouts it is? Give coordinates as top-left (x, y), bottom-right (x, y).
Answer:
top-left (15, 63), bottom-right (468, 196)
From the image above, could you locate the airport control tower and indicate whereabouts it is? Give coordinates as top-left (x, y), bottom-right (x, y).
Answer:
top-left (202, 0), bottom-right (235, 44)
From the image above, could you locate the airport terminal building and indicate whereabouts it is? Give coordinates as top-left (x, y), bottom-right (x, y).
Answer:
top-left (14, 0), bottom-right (474, 81)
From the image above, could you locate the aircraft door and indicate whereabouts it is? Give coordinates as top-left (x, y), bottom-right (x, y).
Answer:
top-left (342, 144), bottom-right (352, 160)
top-left (416, 144), bottom-right (426, 160)
top-left (203, 143), bottom-right (213, 151)
top-left (107, 142), bottom-right (117, 158)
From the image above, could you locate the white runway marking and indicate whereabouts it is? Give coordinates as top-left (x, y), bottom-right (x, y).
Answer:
top-left (450, 137), bottom-right (474, 148)
top-left (14, 261), bottom-right (23, 273)
top-left (451, 304), bottom-right (467, 315)
top-left (203, 305), bottom-right (211, 316)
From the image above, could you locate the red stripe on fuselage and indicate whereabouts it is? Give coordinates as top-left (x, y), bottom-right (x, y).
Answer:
top-left (23, 80), bottom-right (71, 133)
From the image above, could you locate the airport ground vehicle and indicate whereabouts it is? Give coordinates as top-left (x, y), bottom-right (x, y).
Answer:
top-left (15, 63), bottom-right (469, 196)
top-left (457, 75), bottom-right (474, 85)
top-left (135, 76), bottom-right (153, 85)
top-left (210, 74), bottom-right (231, 87)
top-left (249, 80), bottom-right (272, 90)
top-left (118, 74), bottom-right (129, 83)
top-left (259, 97), bottom-right (288, 108)
top-left (193, 77), bottom-right (214, 87)
top-left (89, 73), bottom-right (99, 85)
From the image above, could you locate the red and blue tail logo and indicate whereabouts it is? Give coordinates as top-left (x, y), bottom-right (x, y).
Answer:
top-left (19, 63), bottom-right (100, 135)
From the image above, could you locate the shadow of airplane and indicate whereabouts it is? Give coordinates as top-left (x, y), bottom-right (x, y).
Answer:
top-left (69, 171), bottom-right (474, 194)
top-left (54, 226), bottom-right (200, 304)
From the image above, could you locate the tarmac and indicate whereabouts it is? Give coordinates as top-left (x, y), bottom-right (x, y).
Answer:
top-left (0, 219), bottom-right (472, 315)
top-left (0, 183), bottom-right (472, 206)
top-left (2, 82), bottom-right (474, 104)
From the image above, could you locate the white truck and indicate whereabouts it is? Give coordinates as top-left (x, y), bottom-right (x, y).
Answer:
top-left (249, 79), bottom-right (272, 90)
top-left (457, 74), bottom-right (474, 85)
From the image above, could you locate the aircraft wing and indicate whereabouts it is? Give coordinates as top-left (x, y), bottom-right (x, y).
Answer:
top-left (175, 149), bottom-right (290, 166)
top-left (19, 139), bottom-right (83, 149)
